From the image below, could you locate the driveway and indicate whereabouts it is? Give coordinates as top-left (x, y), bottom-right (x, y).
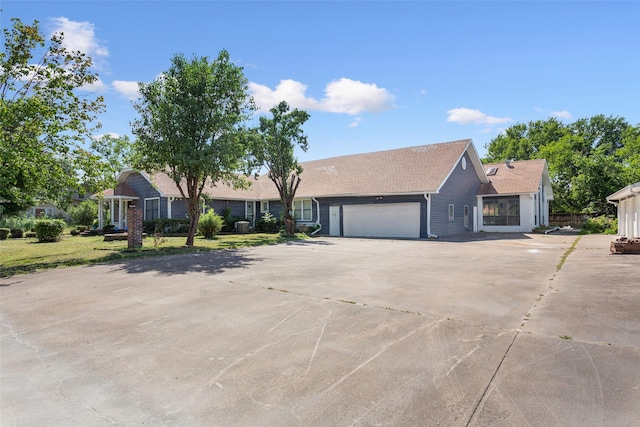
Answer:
top-left (1, 234), bottom-right (639, 426)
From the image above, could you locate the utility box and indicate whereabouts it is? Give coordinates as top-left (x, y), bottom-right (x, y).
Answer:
top-left (236, 221), bottom-right (250, 234)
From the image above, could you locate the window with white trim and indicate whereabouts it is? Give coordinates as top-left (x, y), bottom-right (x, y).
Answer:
top-left (293, 199), bottom-right (313, 221)
top-left (448, 204), bottom-right (455, 223)
top-left (145, 198), bottom-right (160, 220)
top-left (482, 196), bottom-right (520, 226)
top-left (260, 201), bottom-right (269, 213)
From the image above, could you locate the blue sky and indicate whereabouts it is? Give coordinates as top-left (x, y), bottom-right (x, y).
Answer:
top-left (3, 1), bottom-right (639, 161)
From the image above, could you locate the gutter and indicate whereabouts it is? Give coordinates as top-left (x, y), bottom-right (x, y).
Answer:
top-left (310, 197), bottom-right (322, 235)
top-left (424, 193), bottom-right (438, 239)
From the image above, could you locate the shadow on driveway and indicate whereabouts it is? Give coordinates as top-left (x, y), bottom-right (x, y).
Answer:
top-left (108, 249), bottom-right (265, 276)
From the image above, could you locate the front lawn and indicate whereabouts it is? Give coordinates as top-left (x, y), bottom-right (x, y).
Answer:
top-left (0, 233), bottom-right (302, 278)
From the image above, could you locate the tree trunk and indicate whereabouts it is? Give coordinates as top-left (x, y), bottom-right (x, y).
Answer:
top-left (283, 199), bottom-right (295, 236)
top-left (185, 196), bottom-right (200, 246)
top-left (186, 210), bottom-right (199, 246)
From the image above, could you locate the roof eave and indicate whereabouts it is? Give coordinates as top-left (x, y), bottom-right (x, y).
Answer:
top-left (607, 182), bottom-right (640, 202)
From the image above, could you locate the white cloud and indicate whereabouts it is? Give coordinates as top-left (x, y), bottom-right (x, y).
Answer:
top-left (112, 80), bottom-right (140, 100)
top-left (550, 110), bottom-right (573, 120)
top-left (349, 117), bottom-right (363, 128)
top-left (322, 78), bottom-right (395, 114)
top-left (92, 132), bottom-right (120, 141)
top-left (446, 107), bottom-right (512, 126)
top-left (49, 17), bottom-right (108, 58)
top-left (249, 78), bottom-right (395, 115)
top-left (80, 78), bottom-right (108, 92)
top-left (249, 79), bottom-right (320, 112)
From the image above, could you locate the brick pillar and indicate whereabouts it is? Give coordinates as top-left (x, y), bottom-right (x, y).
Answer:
top-left (127, 205), bottom-right (143, 249)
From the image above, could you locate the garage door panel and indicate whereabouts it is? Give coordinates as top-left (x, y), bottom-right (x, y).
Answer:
top-left (343, 203), bottom-right (420, 238)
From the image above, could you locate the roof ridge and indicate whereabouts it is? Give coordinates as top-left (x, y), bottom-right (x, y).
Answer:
top-left (299, 139), bottom-right (471, 165)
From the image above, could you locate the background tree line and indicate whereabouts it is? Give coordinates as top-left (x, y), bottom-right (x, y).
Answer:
top-left (484, 115), bottom-right (640, 216)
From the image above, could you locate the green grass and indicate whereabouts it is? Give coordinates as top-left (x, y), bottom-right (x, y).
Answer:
top-left (0, 232), bottom-right (305, 278)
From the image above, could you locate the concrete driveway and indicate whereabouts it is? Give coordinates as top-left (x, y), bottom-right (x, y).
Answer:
top-left (1, 233), bottom-right (639, 426)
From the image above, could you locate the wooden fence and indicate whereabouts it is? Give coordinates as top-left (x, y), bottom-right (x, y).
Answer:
top-left (549, 213), bottom-right (589, 227)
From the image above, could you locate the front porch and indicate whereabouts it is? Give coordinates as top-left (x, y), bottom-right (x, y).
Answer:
top-left (93, 182), bottom-right (140, 231)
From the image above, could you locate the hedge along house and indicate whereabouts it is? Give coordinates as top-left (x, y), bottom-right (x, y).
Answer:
top-left (94, 139), bottom-right (554, 238)
top-left (476, 159), bottom-right (554, 233)
top-left (607, 182), bottom-right (640, 238)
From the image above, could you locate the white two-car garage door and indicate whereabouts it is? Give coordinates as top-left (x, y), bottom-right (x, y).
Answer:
top-left (342, 202), bottom-right (421, 238)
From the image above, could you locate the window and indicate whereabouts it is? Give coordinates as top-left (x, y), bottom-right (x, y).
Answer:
top-left (448, 204), bottom-right (455, 223)
top-left (464, 205), bottom-right (470, 228)
top-left (293, 199), bottom-right (313, 221)
top-left (33, 207), bottom-right (54, 218)
top-left (260, 201), bottom-right (269, 213)
top-left (482, 196), bottom-right (520, 226)
top-left (145, 198), bottom-right (160, 220)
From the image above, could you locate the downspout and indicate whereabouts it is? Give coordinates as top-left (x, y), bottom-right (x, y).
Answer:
top-left (424, 193), bottom-right (437, 239)
top-left (311, 197), bottom-right (322, 235)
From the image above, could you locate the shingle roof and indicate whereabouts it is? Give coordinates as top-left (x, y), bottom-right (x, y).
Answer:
top-left (108, 139), bottom-right (485, 200)
top-left (477, 159), bottom-right (548, 195)
top-left (292, 139), bottom-right (474, 198)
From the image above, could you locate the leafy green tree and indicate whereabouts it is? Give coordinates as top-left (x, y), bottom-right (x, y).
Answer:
top-left (249, 101), bottom-right (310, 235)
top-left (68, 199), bottom-right (98, 226)
top-left (0, 17), bottom-right (105, 217)
top-left (131, 51), bottom-right (255, 246)
top-left (484, 115), bottom-right (639, 215)
top-left (76, 134), bottom-right (134, 192)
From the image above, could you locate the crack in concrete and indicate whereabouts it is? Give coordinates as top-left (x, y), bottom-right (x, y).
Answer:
top-left (465, 236), bottom-right (582, 426)
top-left (1, 321), bottom-right (123, 425)
top-left (321, 318), bottom-right (446, 396)
top-left (465, 331), bottom-right (519, 426)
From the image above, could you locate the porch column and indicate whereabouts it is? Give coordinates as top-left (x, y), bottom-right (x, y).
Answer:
top-left (118, 198), bottom-right (124, 229)
top-left (110, 199), bottom-right (115, 225)
top-left (98, 200), bottom-right (104, 229)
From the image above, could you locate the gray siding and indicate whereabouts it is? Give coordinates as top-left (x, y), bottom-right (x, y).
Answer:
top-left (171, 199), bottom-right (189, 219)
top-left (430, 152), bottom-right (482, 236)
top-left (124, 173), bottom-right (162, 218)
top-left (209, 200), bottom-right (247, 219)
top-left (126, 173), bottom-right (160, 200)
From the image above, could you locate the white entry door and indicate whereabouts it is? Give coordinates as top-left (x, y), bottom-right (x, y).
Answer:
top-left (329, 205), bottom-right (341, 236)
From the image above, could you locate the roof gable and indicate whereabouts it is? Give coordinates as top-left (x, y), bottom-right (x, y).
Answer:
top-left (292, 139), bottom-right (486, 198)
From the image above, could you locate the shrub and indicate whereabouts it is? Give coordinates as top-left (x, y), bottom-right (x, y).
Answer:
top-left (580, 216), bottom-right (617, 235)
top-left (34, 219), bottom-right (66, 242)
top-left (10, 229), bottom-right (24, 238)
top-left (197, 209), bottom-right (224, 239)
top-left (254, 212), bottom-right (281, 233)
top-left (70, 229), bottom-right (80, 236)
top-left (103, 224), bottom-right (116, 234)
top-left (143, 218), bottom-right (190, 234)
top-left (68, 200), bottom-right (98, 226)
top-left (0, 228), bottom-right (9, 240)
top-left (0, 216), bottom-right (35, 232)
